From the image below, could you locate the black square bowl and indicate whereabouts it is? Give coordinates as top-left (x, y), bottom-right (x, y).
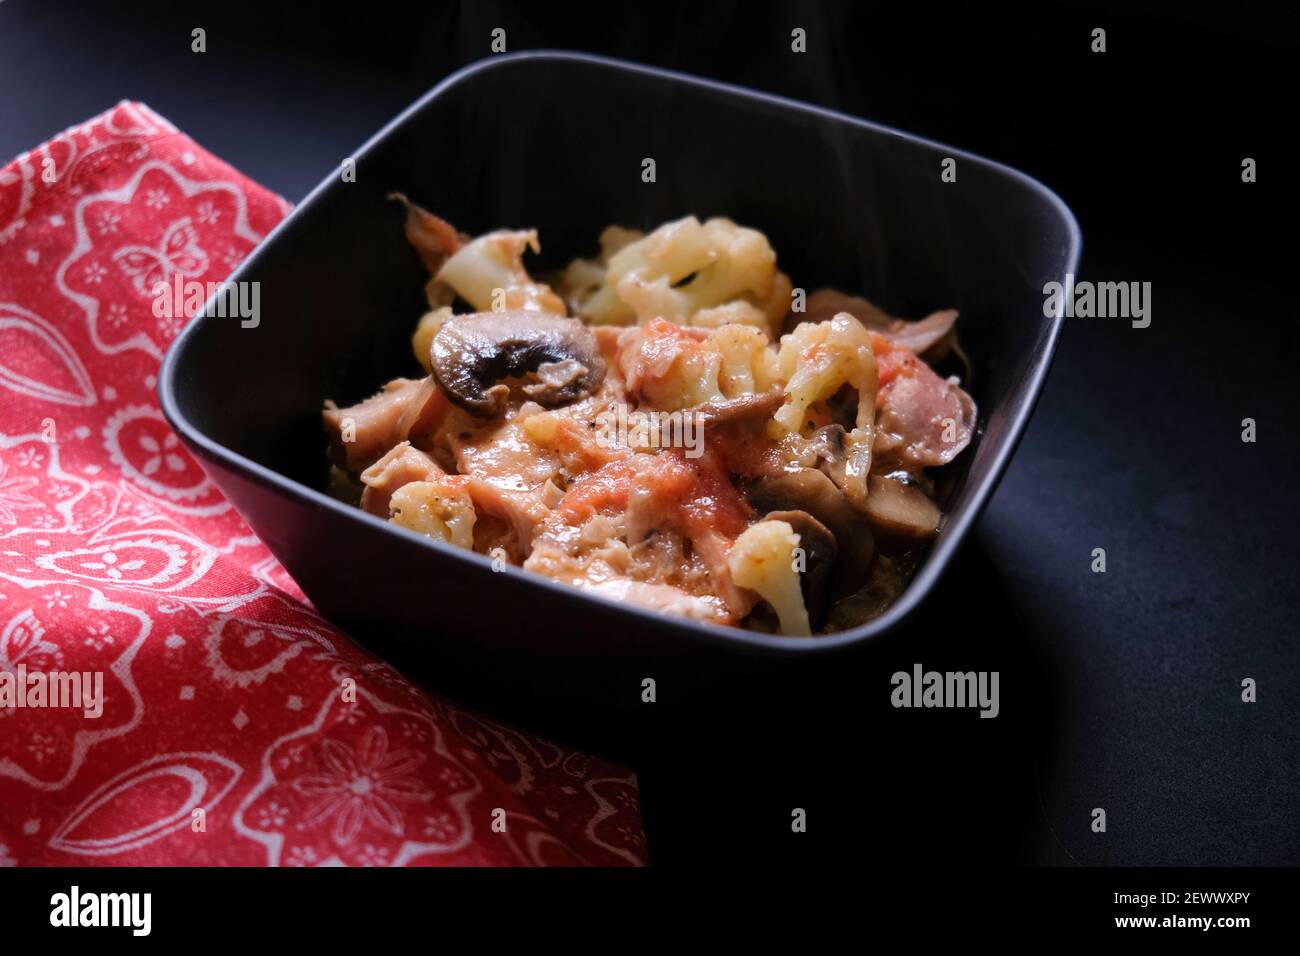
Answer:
top-left (160, 51), bottom-right (1079, 732)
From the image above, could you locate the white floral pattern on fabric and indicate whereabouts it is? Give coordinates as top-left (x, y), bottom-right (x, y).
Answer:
top-left (0, 102), bottom-right (644, 866)
top-left (291, 727), bottom-right (429, 845)
top-left (0, 461), bottom-right (41, 528)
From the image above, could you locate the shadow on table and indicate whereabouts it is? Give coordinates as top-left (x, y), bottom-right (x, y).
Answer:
top-left (630, 533), bottom-right (1069, 867)
top-left (344, 530), bottom-right (1069, 866)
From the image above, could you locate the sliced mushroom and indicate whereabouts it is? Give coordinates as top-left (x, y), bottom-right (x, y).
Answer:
top-left (762, 509), bottom-right (837, 629)
top-left (806, 424), bottom-right (848, 487)
top-left (689, 388), bottom-right (786, 425)
top-left (862, 474), bottom-right (941, 554)
top-left (749, 467), bottom-right (876, 595)
top-left (801, 422), bottom-right (873, 513)
top-left (430, 311), bottom-right (606, 418)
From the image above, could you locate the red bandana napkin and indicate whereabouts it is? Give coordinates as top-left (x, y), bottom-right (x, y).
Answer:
top-left (0, 102), bottom-right (645, 867)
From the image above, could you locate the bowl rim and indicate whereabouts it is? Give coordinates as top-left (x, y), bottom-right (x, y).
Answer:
top-left (159, 49), bottom-right (1082, 656)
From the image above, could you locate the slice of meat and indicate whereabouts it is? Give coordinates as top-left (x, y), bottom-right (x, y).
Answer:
top-left (518, 373), bottom-right (637, 473)
top-left (450, 417), bottom-right (566, 492)
top-left (558, 458), bottom-right (640, 527)
top-left (324, 377), bottom-right (447, 473)
top-left (389, 193), bottom-right (467, 275)
top-left (870, 333), bottom-right (976, 468)
top-left (526, 412), bottom-right (631, 472)
top-left (588, 449), bottom-right (757, 617)
top-left (525, 495), bottom-right (739, 624)
top-left (448, 413), bottom-right (568, 555)
top-left (613, 447), bottom-right (753, 545)
top-left (535, 446), bottom-right (757, 620)
top-left (464, 477), bottom-right (552, 555)
top-left (445, 373), bottom-right (639, 557)
top-left (358, 442), bottom-right (444, 516)
top-left (395, 375), bottom-right (450, 449)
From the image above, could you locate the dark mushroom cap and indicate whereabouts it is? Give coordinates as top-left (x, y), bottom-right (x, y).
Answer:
top-left (430, 311), bottom-right (606, 417)
top-left (761, 509), bottom-right (837, 629)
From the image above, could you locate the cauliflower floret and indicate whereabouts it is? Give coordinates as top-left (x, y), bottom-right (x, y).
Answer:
top-left (435, 230), bottom-right (565, 314)
top-left (559, 225), bottom-right (645, 322)
top-left (618, 319), bottom-right (726, 410)
top-left (570, 216), bottom-right (786, 334)
top-left (617, 320), bottom-right (781, 411)
top-left (598, 225), bottom-right (646, 259)
top-left (612, 216), bottom-right (718, 286)
top-left (690, 300), bottom-right (771, 332)
top-left (755, 268), bottom-right (793, 332)
top-left (611, 317), bottom-right (780, 411)
top-left (773, 313), bottom-right (878, 435)
top-left (713, 323), bottom-right (779, 398)
top-left (688, 216), bottom-right (778, 308)
top-left (388, 479), bottom-right (477, 549)
top-left (771, 313), bottom-right (880, 510)
top-left (728, 519), bottom-right (811, 635)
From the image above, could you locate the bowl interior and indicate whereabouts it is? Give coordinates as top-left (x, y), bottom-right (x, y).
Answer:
top-left (163, 52), bottom-right (1077, 649)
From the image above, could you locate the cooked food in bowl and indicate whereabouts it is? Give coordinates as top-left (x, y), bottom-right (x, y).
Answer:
top-left (322, 197), bottom-right (976, 635)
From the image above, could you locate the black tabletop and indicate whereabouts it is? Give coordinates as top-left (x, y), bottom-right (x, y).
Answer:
top-left (3, 0), bottom-right (1295, 866)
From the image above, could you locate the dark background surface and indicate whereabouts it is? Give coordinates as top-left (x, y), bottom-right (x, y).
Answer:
top-left (2, 0), bottom-right (1296, 866)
